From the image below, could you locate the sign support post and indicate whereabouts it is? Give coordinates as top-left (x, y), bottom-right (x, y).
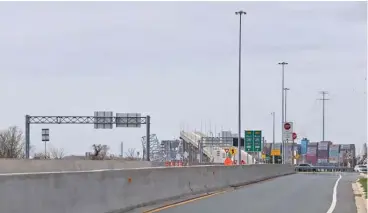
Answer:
top-left (282, 122), bottom-right (293, 164)
top-left (41, 128), bottom-right (49, 159)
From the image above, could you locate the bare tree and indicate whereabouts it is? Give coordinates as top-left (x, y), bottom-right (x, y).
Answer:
top-left (49, 147), bottom-right (65, 159)
top-left (125, 148), bottom-right (140, 160)
top-left (0, 126), bottom-right (25, 158)
top-left (91, 144), bottom-right (109, 160)
top-left (125, 148), bottom-right (136, 158)
top-left (33, 152), bottom-right (50, 159)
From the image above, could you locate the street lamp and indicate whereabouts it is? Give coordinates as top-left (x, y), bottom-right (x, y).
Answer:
top-left (278, 62), bottom-right (288, 164)
top-left (235, 10), bottom-right (246, 165)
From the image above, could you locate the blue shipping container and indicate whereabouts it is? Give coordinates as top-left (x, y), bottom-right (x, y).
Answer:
top-left (301, 138), bottom-right (309, 155)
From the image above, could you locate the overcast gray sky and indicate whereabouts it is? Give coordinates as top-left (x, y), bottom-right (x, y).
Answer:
top-left (0, 1), bottom-right (366, 156)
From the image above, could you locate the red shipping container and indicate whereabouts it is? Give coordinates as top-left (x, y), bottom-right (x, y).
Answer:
top-left (317, 150), bottom-right (329, 159)
top-left (306, 146), bottom-right (318, 165)
top-left (306, 156), bottom-right (317, 165)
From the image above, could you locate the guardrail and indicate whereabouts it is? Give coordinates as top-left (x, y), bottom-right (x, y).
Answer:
top-left (295, 166), bottom-right (355, 172)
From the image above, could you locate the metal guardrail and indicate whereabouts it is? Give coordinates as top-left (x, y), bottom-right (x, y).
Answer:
top-left (295, 166), bottom-right (355, 172)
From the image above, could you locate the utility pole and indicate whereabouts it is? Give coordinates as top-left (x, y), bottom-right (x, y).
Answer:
top-left (271, 112), bottom-right (275, 164)
top-left (318, 91), bottom-right (330, 142)
top-left (278, 62), bottom-right (288, 164)
top-left (235, 10), bottom-right (246, 165)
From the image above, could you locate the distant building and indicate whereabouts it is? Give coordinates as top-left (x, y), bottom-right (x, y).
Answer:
top-left (362, 143), bottom-right (367, 156)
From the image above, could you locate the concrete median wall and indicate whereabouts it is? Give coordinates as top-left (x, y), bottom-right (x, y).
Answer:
top-left (0, 164), bottom-right (295, 213)
top-left (0, 159), bottom-right (154, 173)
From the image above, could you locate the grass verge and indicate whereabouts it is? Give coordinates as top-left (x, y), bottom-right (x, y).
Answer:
top-left (358, 178), bottom-right (367, 199)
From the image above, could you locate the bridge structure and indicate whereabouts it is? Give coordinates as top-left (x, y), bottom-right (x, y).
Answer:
top-left (179, 131), bottom-right (255, 164)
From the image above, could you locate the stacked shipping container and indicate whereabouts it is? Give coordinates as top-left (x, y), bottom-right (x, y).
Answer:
top-left (306, 142), bottom-right (318, 165)
top-left (329, 144), bottom-right (340, 165)
top-left (300, 138), bottom-right (309, 163)
top-left (317, 141), bottom-right (332, 165)
top-left (300, 138), bottom-right (309, 155)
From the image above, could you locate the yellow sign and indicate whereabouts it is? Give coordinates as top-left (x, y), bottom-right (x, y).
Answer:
top-left (271, 149), bottom-right (281, 156)
top-left (229, 148), bottom-right (237, 155)
top-left (261, 154), bottom-right (266, 159)
top-left (295, 154), bottom-right (300, 159)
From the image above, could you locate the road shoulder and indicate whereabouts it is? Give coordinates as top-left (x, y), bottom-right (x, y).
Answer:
top-left (352, 176), bottom-right (367, 213)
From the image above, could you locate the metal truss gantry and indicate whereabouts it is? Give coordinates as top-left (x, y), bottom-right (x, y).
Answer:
top-left (161, 139), bottom-right (184, 162)
top-left (141, 134), bottom-right (165, 162)
top-left (25, 115), bottom-right (151, 160)
top-left (141, 137), bottom-right (186, 162)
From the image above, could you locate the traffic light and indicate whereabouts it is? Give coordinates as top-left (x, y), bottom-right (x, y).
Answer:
top-left (232, 137), bottom-right (245, 147)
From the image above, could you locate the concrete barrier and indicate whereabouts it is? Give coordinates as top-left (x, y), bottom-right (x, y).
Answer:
top-left (0, 164), bottom-right (295, 213)
top-left (0, 159), bottom-right (153, 173)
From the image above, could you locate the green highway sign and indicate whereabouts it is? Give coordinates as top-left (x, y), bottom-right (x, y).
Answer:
top-left (253, 130), bottom-right (262, 152)
top-left (245, 130), bottom-right (254, 152)
top-left (244, 130), bottom-right (262, 152)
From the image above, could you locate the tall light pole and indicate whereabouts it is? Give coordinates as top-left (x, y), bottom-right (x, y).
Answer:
top-left (271, 112), bottom-right (275, 164)
top-left (278, 62), bottom-right (288, 164)
top-left (318, 91), bottom-right (329, 142)
top-left (284, 88), bottom-right (290, 122)
top-left (235, 10), bottom-right (246, 165)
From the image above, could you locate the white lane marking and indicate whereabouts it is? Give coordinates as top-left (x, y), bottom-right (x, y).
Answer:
top-left (326, 174), bottom-right (342, 213)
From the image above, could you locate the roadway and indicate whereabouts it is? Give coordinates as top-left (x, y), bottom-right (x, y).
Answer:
top-left (140, 173), bottom-right (359, 213)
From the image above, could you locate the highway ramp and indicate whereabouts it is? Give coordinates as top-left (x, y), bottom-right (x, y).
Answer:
top-left (141, 173), bottom-right (359, 213)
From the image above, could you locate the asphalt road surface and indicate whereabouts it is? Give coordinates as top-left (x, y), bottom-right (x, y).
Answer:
top-left (144, 173), bottom-right (359, 213)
